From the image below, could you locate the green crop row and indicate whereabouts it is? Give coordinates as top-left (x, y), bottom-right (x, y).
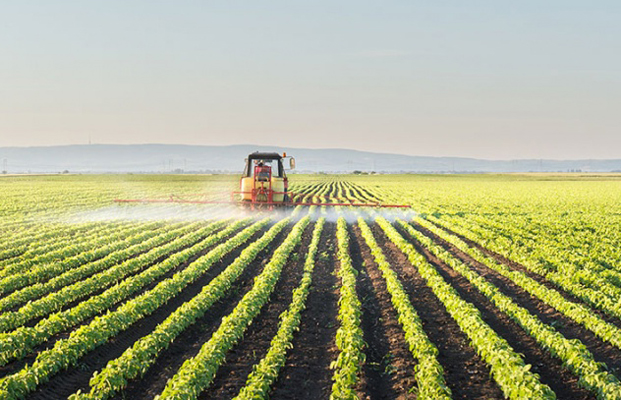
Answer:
top-left (0, 218), bottom-right (271, 399)
top-left (406, 219), bottom-right (621, 399)
top-left (357, 217), bottom-right (451, 399)
top-left (462, 214), bottom-right (621, 296)
top-left (0, 221), bottom-right (129, 270)
top-left (442, 216), bottom-right (621, 322)
top-left (158, 216), bottom-right (309, 399)
top-left (0, 222), bottom-right (201, 313)
top-left (0, 221), bottom-right (132, 266)
top-left (0, 222), bottom-right (183, 296)
top-left (377, 217), bottom-right (556, 399)
top-left (235, 217), bottom-right (325, 399)
top-left (330, 217), bottom-right (365, 400)
top-left (0, 221), bottom-right (162, 280)
top-left (0, 222), bottom-right (205, 332)
top-left (70, 217), bottom-right (291, 400)
top-left (421, 217), bottom-right (621, 351)
top-left (0, 219), bottom-right (246, 367)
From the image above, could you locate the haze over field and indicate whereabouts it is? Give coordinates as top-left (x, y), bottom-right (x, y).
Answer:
top-left (2, 144), bottom-right (621, 173)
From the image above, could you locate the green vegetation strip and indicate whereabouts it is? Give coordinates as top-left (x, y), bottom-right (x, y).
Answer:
top-left (0, 218), bottom-right (271, 399)
top-left (0, 221), bottom-right (158, 278)
top-left (70, 216), bottom-right (293, 400)
top-left (446, 217), bottom-right (621, 320)
top-left (0, 222), bottom-right (201, 313)
top-left (0, 222), bottom-right (206, 332)
top-left (0, 222), bottom-right (176, 296)
top-left (377, 217), bottom-right (556, 400)
top-left (157, 216), bottom-right (310, 399)
top-left (0, 221), bottom-right (127, 269)
top-left (0, 219), bottom-right (247, 367)
top-left (468, 213), bottom-right (621, 292)
top-left (411, 218), bottom-right (621, 399)
top-left (421, 217), bottom-right (621, 350)
top-left (357, 217), bottom-right (451, 399)
top-left (234, 217), bottom-right (325, 400)
top-left (330, 217), bottom-right (365, 400)
top-left (0, 222), bottom-right (129, 266)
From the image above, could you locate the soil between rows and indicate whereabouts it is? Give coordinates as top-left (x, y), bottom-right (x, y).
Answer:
top-left (0, 223), bottom-right (247, 380)
top-left (115, 224), bottom-right (292, 400)
top-left (270, 222), bottom-right (339, 400)
top-left (0, 222), bottom-right (136, 288)
top-left (26, 223), bottom-right (287, 400)
top-left (420, 220), bottom-right (621, 380)
top-left (436, 219), bottom-right (621, 330)
top-left (350, 223), bottom-right (417, 399)
top-left (399, 222), bottom-right (595, 400)
top-left (197, 222), bottom-right (314, 399)
top-left (21, 223), bottom-right (225, 325)
top-left (370, 223), bottom-right (505, 400)
top-left (7, 215), bottom-right (610, 399)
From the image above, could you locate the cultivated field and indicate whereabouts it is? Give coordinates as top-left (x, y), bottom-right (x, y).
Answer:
top-left (1, 174), bottom-right (621, 399)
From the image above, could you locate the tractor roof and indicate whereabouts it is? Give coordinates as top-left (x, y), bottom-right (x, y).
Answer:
top-left (248, 152), bottom-right (283, 160)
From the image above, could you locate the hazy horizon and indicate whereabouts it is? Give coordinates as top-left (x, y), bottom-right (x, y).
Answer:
top-left (2, 1), bottom-right (619, 160)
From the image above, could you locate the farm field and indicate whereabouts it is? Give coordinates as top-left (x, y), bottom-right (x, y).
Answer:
top-left (1, 174), bottom-right (621, 399)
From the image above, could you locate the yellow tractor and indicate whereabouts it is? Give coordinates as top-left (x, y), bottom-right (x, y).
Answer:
top-left (237, 151), bottom-right (295, 208)
top-left (115, 151), bottom-right (410, 210)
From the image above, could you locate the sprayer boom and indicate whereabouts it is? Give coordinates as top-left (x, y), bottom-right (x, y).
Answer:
top-left (113, 197), bottom-right (410, 208)
top-left (113, 152), bottom-right (411, 210)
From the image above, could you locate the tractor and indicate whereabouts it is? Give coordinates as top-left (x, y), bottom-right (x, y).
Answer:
top-left (235, 151), bottom-right (295, 209)
top-left (114, 150), bottom-right (410, 209)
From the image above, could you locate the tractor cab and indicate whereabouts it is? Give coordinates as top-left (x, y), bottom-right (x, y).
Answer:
top-left (239, 152), bottom-right (295, 207)
top-left (254, 163), bottom-right (271, 182)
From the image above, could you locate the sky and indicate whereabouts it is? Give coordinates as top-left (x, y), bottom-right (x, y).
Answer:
top-left (1, 1), bottom-right (619, 160)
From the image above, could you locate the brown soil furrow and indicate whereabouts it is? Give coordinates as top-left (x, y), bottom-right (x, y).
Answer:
top-left (353, 184), bottom-right (382, 203)
top-left (270, 222), bottom-right (339, 400)
top-left (197, 223), bottom-right (314, 399)
top-left (350, 223), bottom-right (417, 399)
top-left (0, 225), bottom-right (252, 381)
top-left (436, 220), bottom-right (621, 330)
top-left (370, 224), bottom-right (505, 400)
top-left (26, 224), bottom-right (289, 400)
top-left (23, 225), bottom-right (228, 327)
top-left (5, 231), bottom-right (175, 315)
top-left (417, 222), bottom-right (621, 381)
top-left (397, 223), bottom-right (595, 400)
top-left (112, 225), bottom-right (292, 400)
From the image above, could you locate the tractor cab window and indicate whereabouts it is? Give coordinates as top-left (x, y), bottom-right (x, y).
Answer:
top-left (254, 159), bottom-right (273, 181)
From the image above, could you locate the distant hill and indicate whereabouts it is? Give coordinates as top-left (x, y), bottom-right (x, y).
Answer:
top-left (0, 144), bottom-right (620, 173)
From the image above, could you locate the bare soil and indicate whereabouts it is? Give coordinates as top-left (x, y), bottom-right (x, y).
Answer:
top-left (270, 222), bottom-right (339, 400)
top-left (197, 223), bottom-right (314, 399)
top-left (399, 222), bottom-right (595, 400)
top-left (371, 223), bottom-right (505, 400)
top-left (350, 224), bottom-right (417, 399)
top-left (437, 220), bottom-right (621, 330)
top-left (27, 224), bottom-right (287, 400)
top-left (422, 220), bottom-right (621, 381)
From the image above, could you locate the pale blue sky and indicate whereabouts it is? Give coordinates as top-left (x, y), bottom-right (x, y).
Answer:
top-left (1, 1), bottom-right (619, 159)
